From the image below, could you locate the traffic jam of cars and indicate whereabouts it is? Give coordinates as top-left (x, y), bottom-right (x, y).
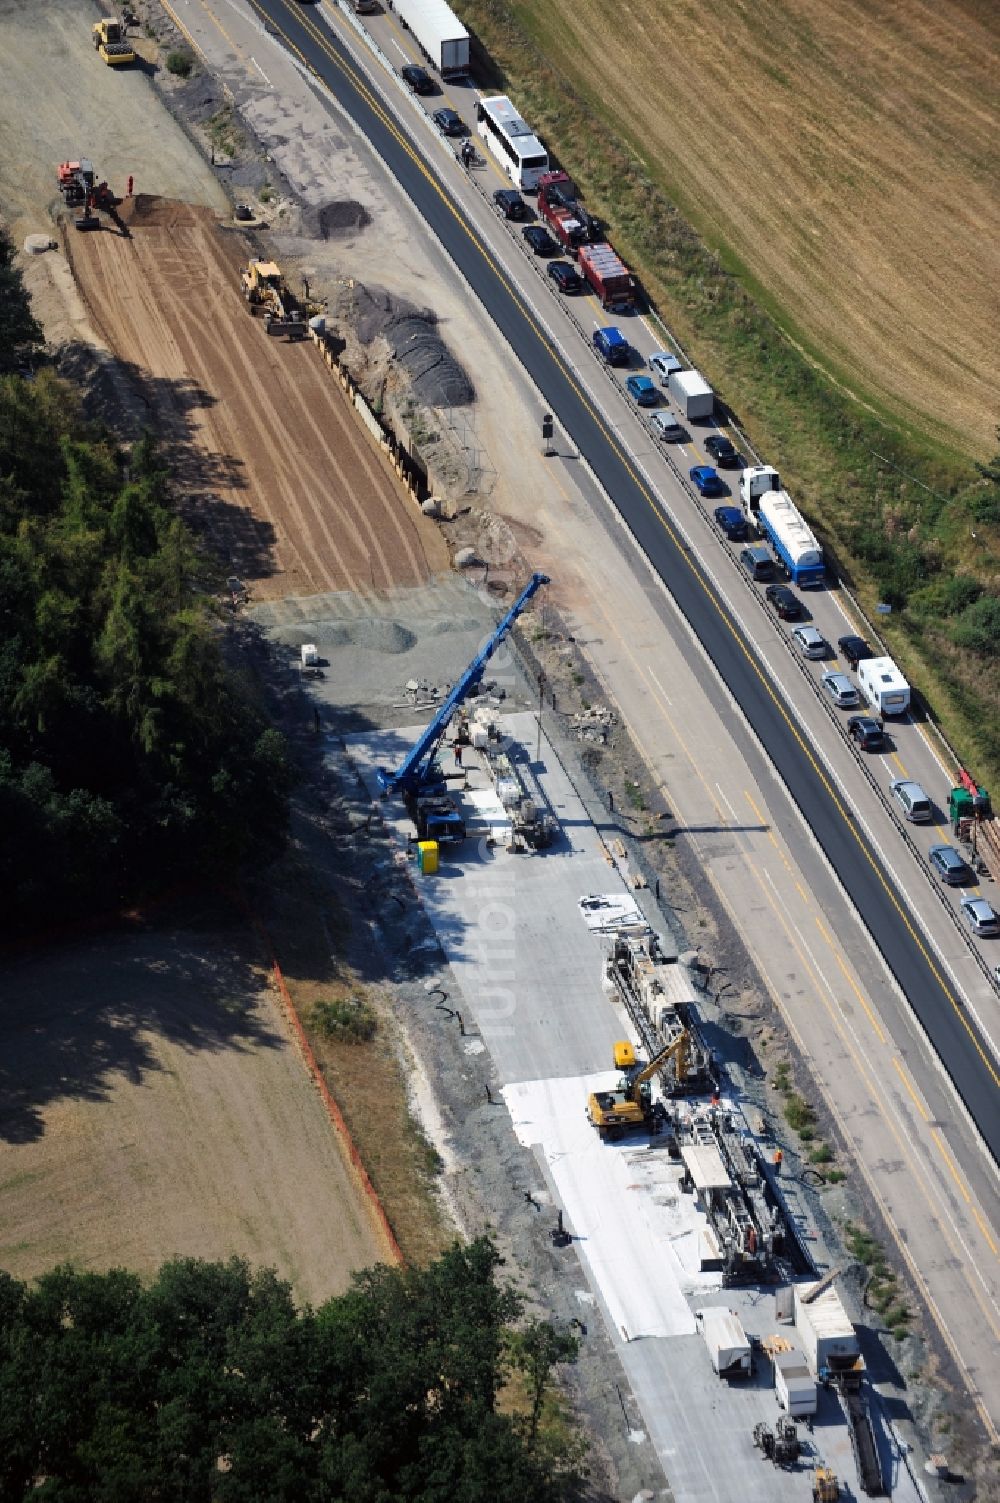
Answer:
top-left (408, 72), bottom-right (1000, 957)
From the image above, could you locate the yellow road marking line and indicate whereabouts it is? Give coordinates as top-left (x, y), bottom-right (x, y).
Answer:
top-left (814, 914), bottom-right (886, 1043)
top-left (892, 1057), bottom-right (929, 1120)
top-left (160, 0), bottom-right (208, 61)
top-left (973, 1206), bottom-right (999, 1257)
top-left (931, 1129), bottom-right (972, 1203)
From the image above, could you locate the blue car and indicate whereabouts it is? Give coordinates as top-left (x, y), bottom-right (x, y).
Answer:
top-left (592, 326), bottom-right (630, 366)
top-left (689, 465), bottom-right (728, 497)
top-left (625, 374), bottom-right (658, 407)
top-left (713, 505), bottom-right (747, 540)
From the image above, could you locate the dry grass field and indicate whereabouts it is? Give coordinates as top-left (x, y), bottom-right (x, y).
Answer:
top-left (0, 902), bottom-right (394, 1302)
top-left (505, 0), bottom-right (999, 455)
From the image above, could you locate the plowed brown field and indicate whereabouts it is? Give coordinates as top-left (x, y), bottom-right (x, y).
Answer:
top-left (64, 196), bottom-right (448, 599)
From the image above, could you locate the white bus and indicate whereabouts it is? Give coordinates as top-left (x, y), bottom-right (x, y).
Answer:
top-left (476, 95), bottom-right (549, 190)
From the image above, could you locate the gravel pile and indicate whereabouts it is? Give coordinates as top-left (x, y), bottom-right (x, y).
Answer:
top-left (351, 284), bottom-right (475, 407)
top-left (302, 200), bottom-right (372, 239)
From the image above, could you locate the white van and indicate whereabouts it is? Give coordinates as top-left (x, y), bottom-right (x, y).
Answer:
top-left (857, 655), bottom-right (910, 716)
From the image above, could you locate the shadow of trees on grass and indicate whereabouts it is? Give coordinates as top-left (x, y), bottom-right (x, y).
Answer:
top-left (0, 895), bottom-right (281, 1145)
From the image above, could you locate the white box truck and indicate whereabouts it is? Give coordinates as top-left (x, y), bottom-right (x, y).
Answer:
top-left (857, 655), bottom-right (910, 717)
top-left (394, 0), bottom-right (470, 76)
top-left (667, 368), bottom-right (714, 421)
top-left (696, 1307), bottom-right (752, 1379)
top-left (774, 1350), bottom-right (817, 1417)
top-left (793, 1281), bottom-right (860, 1377)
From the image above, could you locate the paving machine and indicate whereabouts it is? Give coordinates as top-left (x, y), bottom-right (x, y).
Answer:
top-left (813, 1467), bottom-right (840, 1502)
top-left (93, 17), bottom-right (135, 65)
top-left (587, 1032), bottom-right (692, 1138)
top-left (240, 259), bottom-right (306, 337)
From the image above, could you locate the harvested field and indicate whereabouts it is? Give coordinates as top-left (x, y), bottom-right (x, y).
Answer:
top-left (500, 0), bottom-right (1000, 453)
top-left (63, 195), bottom-right (449, 599)
top-left (0, 903), bottom-right (394, 1302)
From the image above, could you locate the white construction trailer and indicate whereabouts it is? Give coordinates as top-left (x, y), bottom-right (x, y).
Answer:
top-left (697, 1307), bottom-right (752, 1379)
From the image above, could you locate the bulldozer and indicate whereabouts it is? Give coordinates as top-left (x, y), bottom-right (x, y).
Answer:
top-left (587, 1032), bottom-right (691, 1139)
top-left (93, 17), bottom-right (135, 66)
top-left (240, 259), bottom-right (306, 337)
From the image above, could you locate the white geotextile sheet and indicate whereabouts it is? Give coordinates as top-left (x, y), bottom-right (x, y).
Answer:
top-left (504, 1075), bottom-right (720, 1339)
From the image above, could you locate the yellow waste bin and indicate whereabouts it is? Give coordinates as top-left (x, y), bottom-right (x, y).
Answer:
top-left (417, 840), bottom-right (439, 875)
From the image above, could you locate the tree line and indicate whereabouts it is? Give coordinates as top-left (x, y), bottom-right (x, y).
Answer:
top-left (0, 1239), bottom-right (583, 1501)
top-left (0, 230), bottom-right (291, 927)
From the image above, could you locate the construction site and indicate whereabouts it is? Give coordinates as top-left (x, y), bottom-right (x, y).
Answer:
top-left (0, 1), bottom-right (993, 1500)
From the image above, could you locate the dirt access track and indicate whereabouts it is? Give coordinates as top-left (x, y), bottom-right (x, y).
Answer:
top-left (0, 907), bottom-right (394, 1304)
top-left (64, 195), bottom-right (448, 599)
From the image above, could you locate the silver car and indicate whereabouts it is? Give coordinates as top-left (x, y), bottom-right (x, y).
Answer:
top-left (649, 350), bottom-right (683, 383)
top-left (793, 626), bottom-right (827, 659)
top-left (960, 896), bottom-right (999, 936)
top-left (890, 778), bottom-right (932, 822)
top-left (650, 410), bottom-right (684, 442)
top-left (821, 671), bottom-right (859, 708)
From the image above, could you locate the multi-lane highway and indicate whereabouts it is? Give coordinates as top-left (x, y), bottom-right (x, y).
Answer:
top-left (250, 0), bottom-right (999, 1158)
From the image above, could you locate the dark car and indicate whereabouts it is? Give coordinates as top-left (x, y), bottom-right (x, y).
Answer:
top-left (493, 188), bottom-right (529, 221)
top-left (431, 107), bottom-right (465, 136)
top-left (848, 714), bottom-right (884, 751)
top-left (689, 465), bottom-right (728, 498)
top-left (714, 505), bottom-right (748, 541)
top-left (522, 225), bottom-right (558, 257)
top-left (837, 634), bottom-right (874, 670)
top-left (401, 64), bottom-right (435, 95)
top-left (765, 584), bottom-right (802, 620)
top-left (547, 260), bottom-right (582, 293)
top-left (705, 434), bottom-right (741, 468)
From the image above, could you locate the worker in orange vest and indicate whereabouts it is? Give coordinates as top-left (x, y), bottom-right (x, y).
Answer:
top-left (773, 1148), bottom-right (783, 1176)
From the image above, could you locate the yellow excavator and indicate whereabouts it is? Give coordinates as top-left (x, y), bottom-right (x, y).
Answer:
top-left (93, 18), bottom-right (135, 66)
top-left (587, 1032), bottom-right (691, 1138)
top-left (812, 1467), bottom-right (840, 1502)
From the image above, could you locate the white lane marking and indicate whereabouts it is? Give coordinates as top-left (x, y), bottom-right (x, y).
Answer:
top-left (647, 668), bottom-right (672, 707)
top-left (249, 56), bottom-right (272, 86)
top-left (390, 38), bottom-right (408, 60)
top-left (715, 783), bottom-right (740, 822)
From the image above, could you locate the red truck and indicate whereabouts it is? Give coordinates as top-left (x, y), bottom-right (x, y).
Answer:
top-left (577, 242), bottom-right (636, 311)
top-left (537, 171), bottom-right (594, 249)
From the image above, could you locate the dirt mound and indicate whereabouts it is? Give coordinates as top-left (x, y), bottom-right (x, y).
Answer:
top-left (349, 284), bottom-right (475, 408)
top-left (119, 194), bottom-right (210, 230)
top-left (303, 200), bottom-right (373, 240)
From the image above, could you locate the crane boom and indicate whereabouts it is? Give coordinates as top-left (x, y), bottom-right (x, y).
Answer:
top-left (377, 572), bottom-right (550, 797)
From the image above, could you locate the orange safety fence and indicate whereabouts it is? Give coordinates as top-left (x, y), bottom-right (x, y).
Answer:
top-left (245, 905), bottom-right (404, 1266)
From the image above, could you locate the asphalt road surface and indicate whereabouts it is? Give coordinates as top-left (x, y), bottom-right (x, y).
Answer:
top-left (248, 0), bottom-right (999, 1159)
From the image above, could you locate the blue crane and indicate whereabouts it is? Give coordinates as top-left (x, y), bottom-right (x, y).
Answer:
top-left (377, 572), bottom-right (550, 799)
